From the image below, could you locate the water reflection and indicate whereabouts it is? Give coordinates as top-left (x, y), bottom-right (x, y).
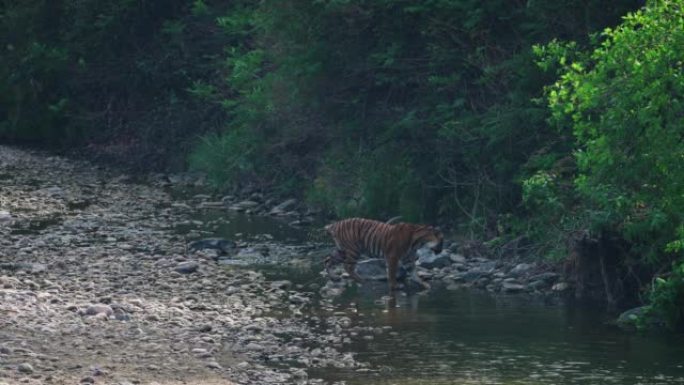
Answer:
top-left (317, 284), bottom-right (684, 385)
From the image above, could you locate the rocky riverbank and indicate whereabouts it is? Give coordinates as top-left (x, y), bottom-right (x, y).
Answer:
top-left (0, 145), bottom-right (578, 385)
top-left (0, 146), bottom-right (369, 385)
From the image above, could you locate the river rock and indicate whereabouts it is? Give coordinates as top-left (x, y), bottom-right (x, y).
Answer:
top-left (229, 200), bottom-right (260, 211)
top-left (187, 238), bottom-right (237, 255)
top-left (617, 306), bottom-right (667, 331)
top-left (270, 280), bottom-right (292, 290)
top-left (508, 263), bottom-right (534, 277)
top-left (269, 199), bottom-right (297, 215)
top-left (528, 280), bottom-right (548, 290)
top-left (529, 272), bottom-right (559, 283)
top-left (84, 304), bottom-right (114, 317)
top-left (502, 281), bottom-right (526, 292)
top-left (417, 248), bottom-right (452, 269)
top-left (449, 253), bottom-right (467, 264)
top-left (0, 210), bottom-right (12, 223)
top-left (17, 362), bottom-right (34, 374)
top-left (354, 259), bottom-right (407, 281)
top-left (175, 261), bottom-right (199, 274)
top-left (552, 282), bottom-right (571, 291)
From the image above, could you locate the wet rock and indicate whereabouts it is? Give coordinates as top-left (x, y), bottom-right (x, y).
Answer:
top-left (270, 280), bottom-right (292, 290)
top-left (188, 238), bottom-right (237, 255)
top-left (617, 306), bottom-right (666, 331)
top-left (449, 254), bottom-right (467, 264)
top-left (528, 280), bottom-right (548, 290)
top-left (417, 249), bottom-right (452, 269)
top-left (508, 263), bottom-right (535, 277)
top-left (229, 200), bottom-right (260, 211)
top-left (17, 363), bottom-right (34, 374)
top-left (41, 186), bottom-right (65, 197)
top-left (113, 308), bottom-right (130, 321)
top-left (0, 210), bottom-right (12, 223)
top-left (0, 276), bottom-right (21, 288)
top-left (354, 259), bottom-right (407, 281)
top-left (198, 201), bottom-right (224, 209)
top-left (233, 247), bottom-right (268, 263)
top-left (552, 282), bottom-right (571, 291)
top-left (269, 198), bottom-right (298, 215)
top-left (502, 281), bottom-right (526, 292)
top-left (84, 304), bottom-right (114, 317)
top-left (175, 261), bottom-right (199, 274)
top-left (529, 272), bottom-right (559, 283)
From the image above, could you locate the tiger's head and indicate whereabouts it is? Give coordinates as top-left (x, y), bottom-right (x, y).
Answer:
top-left (407, 224), bottom-right (444, 255)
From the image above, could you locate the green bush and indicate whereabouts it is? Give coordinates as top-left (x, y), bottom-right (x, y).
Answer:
top-left (537, 0), bottom-right (684, 324)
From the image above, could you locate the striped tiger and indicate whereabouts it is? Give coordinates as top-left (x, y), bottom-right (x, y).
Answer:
top-left (324, 217), bottom-right (443, 290)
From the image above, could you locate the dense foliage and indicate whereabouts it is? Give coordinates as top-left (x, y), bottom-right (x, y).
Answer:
top-left (1, 0), bottom-right (233, 168)
top-left (536, 0), bottom-right (684, 328)
top-left (188, 0), bottom-right (638, 228)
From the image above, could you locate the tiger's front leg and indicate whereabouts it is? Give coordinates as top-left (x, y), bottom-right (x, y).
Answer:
top-left (386, 254), bottom-right (401, 291)
top-left (343, 251), bottom-right (363, 283)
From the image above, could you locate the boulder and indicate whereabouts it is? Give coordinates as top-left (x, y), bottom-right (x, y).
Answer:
top-left (529, 272), bottom-right (559, 283)
top-left (616, 306), bottom-right (667, 332)
top-left (416, 248), bottom-right (452, 269)
top-left (502, 281), bottom-right (527, 292)
top-left (269, 199), bottom-right (298, 215)
top-left (552, 282), bottom-right (571, 291)
top-left (354, 259), bottom-right (407, 281)
top-left (188, 238), bottom-right (237, 255)
top-left (508, 263), bottom-right (535, 277)
top-left (175, 261), bottom-right (199, 274)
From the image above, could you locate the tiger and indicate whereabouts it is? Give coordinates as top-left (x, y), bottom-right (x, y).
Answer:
top-left (324, 217), bottom-right (444, 291)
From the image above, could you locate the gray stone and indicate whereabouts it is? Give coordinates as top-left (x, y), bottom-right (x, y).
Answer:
top-left (0, 210), bottom-right (12, 223)
top-left (528, 280), bottom-right (548, 290)
top-left (175, 261), bottom-right (199, 274)
top-left (417, 249), bottom-right (452, 269)
top-left (449, 254), bottom-right (467, 264)
top-left (617, 306), bottom-right (666, 331)
top-left (229, 200), bottom-right (260, 211)
top-left (508, 263), bottom-right (534, 277)
top-left (502, 282), bottom-right (526, 292)
top-left (17, 363), bottom-right (34, 374)
top-left (84, 304), bottom-right (114, 317)
top-left (188, 238), bottom-right (237, 255)
top-left (552, 282), bottom-right (571, 291)
top-left (529, 272), bottom-right (559, 283)
top-left (270, 280), bottom-right (292, 290)
top-left (269, 199), bottom-right (298, 215)
top-left (354, 259), bottom-right (407, 281)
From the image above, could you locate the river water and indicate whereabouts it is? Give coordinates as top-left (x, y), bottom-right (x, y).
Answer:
top-left (193, 210), bottom-right (684, 385)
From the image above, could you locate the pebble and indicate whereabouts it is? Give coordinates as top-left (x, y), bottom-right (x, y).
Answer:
top-left (84, 304), bottom-right (114, 317)
top-left (175, 261), bottom-right (199, 274)
top-left (17, 363), bottom-right (34, 374)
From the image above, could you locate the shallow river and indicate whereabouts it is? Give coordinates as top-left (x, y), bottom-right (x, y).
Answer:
top-left (195, 210), bottom-right (684, 385)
